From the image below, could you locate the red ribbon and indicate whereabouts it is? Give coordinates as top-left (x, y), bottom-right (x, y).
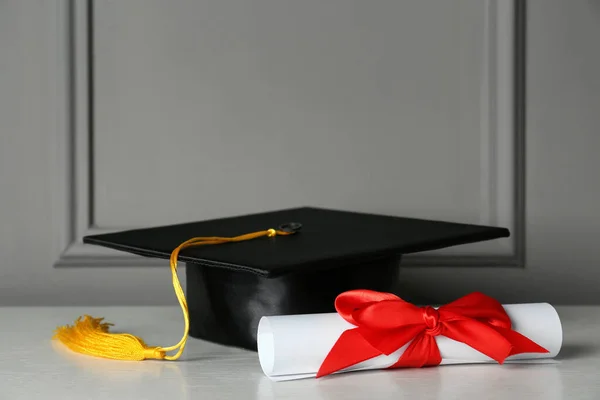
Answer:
top-left (316, 290), bottom-right (549, 378)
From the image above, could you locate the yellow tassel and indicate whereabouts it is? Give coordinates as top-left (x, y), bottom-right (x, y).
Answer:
top-left (53, 315), bottom-right (166, 360)
top-left (53, 228), bottom-right (294, 361)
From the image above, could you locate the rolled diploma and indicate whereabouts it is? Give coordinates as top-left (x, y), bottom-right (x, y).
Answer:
top-left (258, 303), bottom-right (563, 381)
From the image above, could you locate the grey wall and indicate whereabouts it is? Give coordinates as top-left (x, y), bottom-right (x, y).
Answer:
top-left (0, 0), bottom-right (599, 305)
top-left (402, 0), bottom-right (600, 304)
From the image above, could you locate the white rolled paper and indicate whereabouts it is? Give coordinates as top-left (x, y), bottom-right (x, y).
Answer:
top-left (257, 303), bottom-right (563, 381)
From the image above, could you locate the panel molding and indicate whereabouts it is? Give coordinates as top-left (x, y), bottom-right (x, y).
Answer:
top-left (54, 0), bottom-right (526, 268)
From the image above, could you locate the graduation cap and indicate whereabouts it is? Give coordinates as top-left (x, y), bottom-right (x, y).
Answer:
top-left (53, 207), bottom-right (509, 361)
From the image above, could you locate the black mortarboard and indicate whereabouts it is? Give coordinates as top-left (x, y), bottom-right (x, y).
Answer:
top-left (73, 207), bottom-right (509, 353)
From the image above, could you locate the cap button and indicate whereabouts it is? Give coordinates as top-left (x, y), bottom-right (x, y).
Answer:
top-left (278, 222), bottom-right (302, 233)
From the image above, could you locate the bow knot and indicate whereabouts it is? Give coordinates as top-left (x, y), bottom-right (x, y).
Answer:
top-left (422, 306), bottom-right (442, 336)
top-left (316, 290), bottom-right (550, 378)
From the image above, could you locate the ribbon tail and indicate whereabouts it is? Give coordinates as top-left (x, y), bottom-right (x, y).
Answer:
top-left (389, 333), bottom-right (442, 369)
top-left (316, 328), bottom-right (382, 378)
top-left (491, 326), bottom-right (550, 359)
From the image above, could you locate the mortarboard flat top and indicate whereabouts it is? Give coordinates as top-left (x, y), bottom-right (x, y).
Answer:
top-left (83, 206), bottom-right (510, 350)
top-left (84, 206), bottom-right (509, 277)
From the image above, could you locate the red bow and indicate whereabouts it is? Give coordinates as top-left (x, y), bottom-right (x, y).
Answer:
top-left (317, 290), bottom-right (549, 378)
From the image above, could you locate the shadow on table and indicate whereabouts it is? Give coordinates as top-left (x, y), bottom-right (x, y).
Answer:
top-left (257, 361), bottom-right (566, 400)
top-left (51, 340), bottom-right (191, 398)
top-left (555, 343), bottom-right (596, 360)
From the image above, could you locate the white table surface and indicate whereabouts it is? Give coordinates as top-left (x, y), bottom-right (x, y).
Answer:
top-left (1, 306), bottom-right (598, 399)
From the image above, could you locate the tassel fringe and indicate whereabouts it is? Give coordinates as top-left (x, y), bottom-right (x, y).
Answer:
top-left (53, 315), bottom-right (166, 361)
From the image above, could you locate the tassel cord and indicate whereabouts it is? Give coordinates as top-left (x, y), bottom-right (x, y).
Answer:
top-left (53, 228), bottom-right (293, 361)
